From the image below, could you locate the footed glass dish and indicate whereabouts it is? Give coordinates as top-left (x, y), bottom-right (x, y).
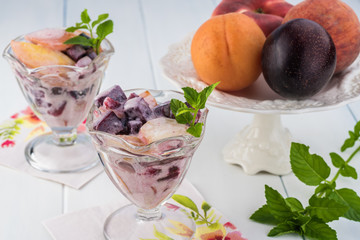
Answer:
top-left (3, 33), bottom-right (114, 173)
top-left (87, 89), bottom-right (208, 240)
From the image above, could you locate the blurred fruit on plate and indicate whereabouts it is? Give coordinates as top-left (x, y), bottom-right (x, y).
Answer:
top-left (212, 0), bottom-right (293, 36)
top-left (262, 19), bottom-right (336, 99)
top-left (283, 0), bottom-right (360, 74)
top-left (191, 13), bottom-right (266, 92)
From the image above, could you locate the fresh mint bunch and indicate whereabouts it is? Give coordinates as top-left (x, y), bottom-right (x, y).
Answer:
top-left (170, 82), bottom-right (219, 137)
top-left (64, 9), bottom-right (113, 54)
top-left (250, 121), bottom-right (360, 240)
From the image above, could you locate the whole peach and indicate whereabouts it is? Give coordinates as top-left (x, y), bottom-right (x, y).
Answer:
top-left (283, 0), bottom-right (360, 74)
top-left (191, 13), bottom-right (266, 91)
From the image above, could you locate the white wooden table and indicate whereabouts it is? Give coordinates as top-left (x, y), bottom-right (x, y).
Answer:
top-left (1, 0), bottom-right (360, 239)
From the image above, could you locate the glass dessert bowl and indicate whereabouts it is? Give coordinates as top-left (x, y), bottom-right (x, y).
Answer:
top-left (86, 88), bottom-right (209, 240)
top-left (3, 31), bottom-right (114, 173)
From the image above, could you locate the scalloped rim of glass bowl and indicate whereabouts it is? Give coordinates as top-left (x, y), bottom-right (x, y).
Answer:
top-left (160, 33), bottom-right (360, 115)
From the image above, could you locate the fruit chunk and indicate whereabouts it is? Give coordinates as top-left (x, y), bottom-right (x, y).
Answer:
top-left (191, 13), bottom-right (266, 91)
top-left (25, 28), bottom-right (77, 51)
top-left (124, 97), bottom-right (153, 123)
top-left (11, 41), bottom-right (75, 68)
top-left (93, 110), bottom-right (125, 134)
top-left (283, 0), bottom-right (360, 74)
top-left (95, 85), bottom-right (127, 107)
top-left (262, 19), bottom-right (336, 99)
top-left (138, 117), bottom-right (189, 144)
top-left (212, 0), bottom-right (293, 36)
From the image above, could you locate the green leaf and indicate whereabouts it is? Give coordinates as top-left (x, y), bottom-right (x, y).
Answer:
top-left (290, 142), bottom-right (331, 186)
top-left (81, 9), bottom-right (91, 24)
top-left (182, 87), bottom-right (199, 107)
top-left (96, 19), bottom-right (114, 39)
top-left (341, 130), bottom-right (357, 152)
top-left (209, 222), bottom-right (222, 230)
top-left (187, 123), bottom-right (203, 138)
top-left (340, 164), bottom-right (358, 179)
top-left (268, 222), bottom-right (297, 237)
top-left (153, 226), bottom-right (173, 240)
top-left (172, 194), bottom-right (199, 214)
top-left (92, 13), bottom-right (109, 28)
top-left (63, 35), bottom-right (93, 46)
top-left (201, 202), bottom-right (211, 214)
top-left (250, 204), bottom-right (280, 225)
top-left (170, 99), bottom-right (193, 124)
top-left (315, 183), bottom-right (336, 197)
top-left (175, 107), bottom-right (194, 117)
top-left (285, 197), bottom-right (304, 212)
top-left (265, 185), bottom-right (293, 222)
top-left (329, 188), bottom-right (360, 221)
top-left (65, 26), bottom-right (88, 32)
top-left (330, 152), bottom-right (345, 168)
top-left (304, 219), bottom-right (337, 240)
top-left (307, 196), bottom-right (348, 222)
top-left (197, 82), bottom-right (220, 109)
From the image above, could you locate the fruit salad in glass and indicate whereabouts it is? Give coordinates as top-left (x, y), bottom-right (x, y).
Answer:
top-left (86, 85), bottom-right (212, 239)
top-left (3, 11), bottom-right (114, 173)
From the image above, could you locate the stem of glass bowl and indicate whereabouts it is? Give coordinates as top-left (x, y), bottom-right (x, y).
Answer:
top-left (51, 128), bottom-right (77, 146)
top-left (136, 207), bottom-right (163, 221)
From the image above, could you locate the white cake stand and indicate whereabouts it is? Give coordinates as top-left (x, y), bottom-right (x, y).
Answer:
top-left (160, 34), bottom-right (360, 176)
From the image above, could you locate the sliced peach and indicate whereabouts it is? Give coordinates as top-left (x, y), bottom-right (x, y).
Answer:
top-left (25, 28), bottom-right (77, 51)
top-left (139, 90), bottom-right (157, 108)
top-left (11, 41), bottom-right (75, 68)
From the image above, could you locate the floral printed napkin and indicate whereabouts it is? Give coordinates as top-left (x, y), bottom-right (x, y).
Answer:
top-left (0, 106), bottom-right (103, 189)
top-left (43, 178), bottom-right (247, 240)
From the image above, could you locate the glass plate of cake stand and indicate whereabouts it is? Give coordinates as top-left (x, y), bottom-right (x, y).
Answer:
top-left (160, 33), bottom-right (360, 175)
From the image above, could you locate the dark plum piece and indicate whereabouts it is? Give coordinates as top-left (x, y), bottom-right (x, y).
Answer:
top-left (157, 166), bottom-right (180, 182)
top-left (51, 87), bottom-right (63, 95)
top-left (127, 120), bottom-right (142, 134)
top-left (69, 88), bottom-right (89, 100)
top-left (76, 56), bottom-right (92, 67)
top-left (47, 101), bottom-right (67, 116)
top-left (124, 97), bottom-right (153, 122)
top-left (87, 49), bottom-right (97, 60)
top-left (143, 167), bottom-right (162, 176)
top-left (103, 96), bottom-right (121, 109)
top-left (95, 85), bottom-right (127, 107)
top-left (93, 111), bottom-right (124, 134)
top-left (153, 101), bottom-right (174, 118)
top-left (127, 92), bottom-right (139, 100)
top-left (66, 45), bottom-right (87, 61)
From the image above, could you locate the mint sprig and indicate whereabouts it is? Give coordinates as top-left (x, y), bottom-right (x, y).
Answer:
top-left (170, 82), bottom-right (219, 137)
top-left (250, 121), bottom-right (360, 239)
top-left (64, 9), bottom-right (113, 54)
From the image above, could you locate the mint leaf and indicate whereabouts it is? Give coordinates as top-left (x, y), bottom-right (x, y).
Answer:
top-left (285, 197), bottom-right (304, 212)
top-left (290, 143), bottom-right (331, 186)
top-left (170, 99), bottom-right (192, 124)
top-left (265, 185), bottom-right (293, 222)
top-left (81, 9), bottom-right (91, 24)
top-left (250, 204), bottom-right (280, 225)
top-left (96, 19), bottom-right (113, 40)
top-left (92, 13), bottom-right (109, 28)
top-left (181, 87), bottom-right (198, 107)
top-left (197, 82), bottom-right (220, 109)
top-left (315, 183), bottom-right (336, 197)
top-left (304, 219), bottom-right (337, 240)
top-left (268, 222), bottom-right (297, 237)
top-left (330, 152), bottom-right (345, 168)
top-left (66, 9), bottom-right (113, 54)
top-left (187, 123), bottom-right (203, 137)
top-left (307, 196), bottom-right (348, 222)
top-left (340, 164), bottom-right (358, 179)
top-left (64, 35), bottom-right (92, 46)
top-left (172, 194), bottom-right (199, 214)
top-left (175, 107), bottom-right (195, 117)
top-left (329, 188), bottom-right (360, 221)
